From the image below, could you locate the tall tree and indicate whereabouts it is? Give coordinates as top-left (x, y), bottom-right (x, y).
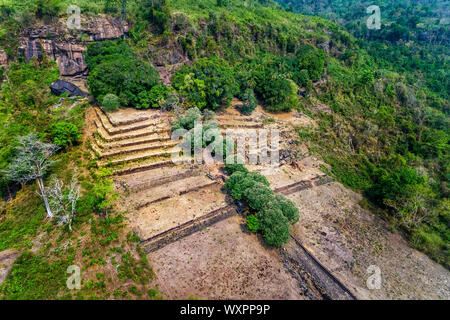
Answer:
top-left (5, 133), bottom-right (59, 218)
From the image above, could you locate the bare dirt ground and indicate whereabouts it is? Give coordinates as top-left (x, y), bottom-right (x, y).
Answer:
top-left (96, 105), bottom-right (449, 300)
top-left (0, 249), bottom-right (20, 286)
top-left (265, 166), bottom-right (450, 300)
top-left (127, 183), bottom-right (227, 240)
top-left (148, 215), bottom-right (307, 300)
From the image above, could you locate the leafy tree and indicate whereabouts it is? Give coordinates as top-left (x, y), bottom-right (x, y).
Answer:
top-left (85, 40), bottom-right (133, 70)
top-left (271, 194), bottom-right (299, 224)
top-left (246, 214), bottom-right (260, 232)
top-left (244, 182), bottom-right (275, 211)
top-left (226, 171), bottom-right (270, 201)
top-left (224, 156), bottom-right (248, 175)
top-left (86, 41), bottom-right (160, 108)
top-left (292, 44), bottom-right (325, 82)
top-left (50, 122), bottom-right (81, 148)
top-left (258, 205), bottom-right (290, 246)
top-left (224, 171), bottom-right (247, 200)
top-left (137, 84), bottom-right (172, 109)
top-left (240, 88), bottom-right (258, 115)
top-left (33, 0), bottom-right (62, 20)
top-left (102, 93), bottom-right (120, 112)
top-left (172, 57), bottom-right (236, 110)
top-left (255, 70), bottom-right (299, 112)
top-left (4, 134), bottom-right (59, 218)
top-left (1, 58), bottom-right (58, 111)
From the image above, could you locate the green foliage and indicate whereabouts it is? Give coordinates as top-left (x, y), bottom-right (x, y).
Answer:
top-left (240, 88), bottom-right (258, 115)
top-left (137, 84), bottom-right (172, 109)
top-left (246, 214), bottom-right (260, 233)
top-left (262, 77), bottom-right (299, 112)
top-left (225, 167), bottom-right (296, 247)
top-left (411, 226), bottom-right (448, 267)
top-left (172, 56), bottom-right (236, 110)
top-left (50, 122), bottom-right (81, 148)
top-left (271, 194), bottom-right (299, 224)
top-left (224, 156), bottom-right (248, 175)
top-left (0, 251), bottom-right (73, 300)
top-left (171, 107), bottom-right (201, 131)
top-left (33, 0), bottom-right (63, 20)
top-left (368, 166), bottom-right (424, 206)
top-left (291, 44), bottom-right (325, 82)
top-left (225, 171), bottom-right (270, 201)
top-left (250, 61), bottom-right (299, 112)
top-left (1, 58), bottom-right (59, 110)
top-left (0, 192), bottom-right (46, 251)
top-left (102, 94), bottom-right (120, 112)
top-left (78, 168), bottom-right (117, 215)
top-left (86, 40), bottom-right (160, 108)
top-left (244, 182), bottom-right (275, 211)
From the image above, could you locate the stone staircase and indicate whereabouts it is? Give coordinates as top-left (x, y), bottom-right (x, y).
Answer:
top-left (90, 107), bottom-right (234, 252)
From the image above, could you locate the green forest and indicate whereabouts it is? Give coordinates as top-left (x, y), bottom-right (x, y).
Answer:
top-left (0, 0), bottom-right (448, 299)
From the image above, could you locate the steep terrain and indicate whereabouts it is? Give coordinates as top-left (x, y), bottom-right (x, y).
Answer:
top-left (0, 0), bottom-right (448, 300)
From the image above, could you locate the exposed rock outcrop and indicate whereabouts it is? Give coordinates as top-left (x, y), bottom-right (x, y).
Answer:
top-left (19, 16), bottom-right (128, 79)
top-left (50, 79), bottom-right (88, 97)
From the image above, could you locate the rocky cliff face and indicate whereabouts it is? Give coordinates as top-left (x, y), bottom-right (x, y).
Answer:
top-left (19, 16), bottom-right (128, 80)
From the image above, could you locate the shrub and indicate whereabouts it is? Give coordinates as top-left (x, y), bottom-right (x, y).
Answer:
top-left (102, 93), bottom-right (120, 112)
top-left (137, 84), bottom-right (172, 109)
top-left (292, 44), bottom-right (325, 82)
top-left (224, 156), bottom-right (248, 175)
top-left (246, 214), bottom-right (260, 232)
top-left (171, 107), bottom-right (202, 131)
top-left (172, 57), bottom-right (237, 110)
top-left (411, 226), bottom-right (446, 264)
top-left (271, 194), bottom-right (299, 224)
top-left (78, 168), bottom-right (117, 215)
top-left (0, 251), bottom-right (72, 299)
top-left (244, 182), bottom-right (275, 211)
top-left (86, 41), bottom-right (160, 108)
top-left (258, 205), bottom-right (291, 247)
top-left (50, 122), bottom-right (81, 148)
top-left (240, 88), bottom-right (258, 115)
top-left (225, 171), bottom-right (247, 199)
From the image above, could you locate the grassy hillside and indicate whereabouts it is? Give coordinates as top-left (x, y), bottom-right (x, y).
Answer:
top-left (0, 0), bottom-right (448, 299)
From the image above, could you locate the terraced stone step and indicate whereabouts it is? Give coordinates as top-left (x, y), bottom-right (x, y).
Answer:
top-left (94, 119), bottom-right (170, 142)
top-left (99, 108), bottom-right (158, 127)
top-left (135, 178), bottom-right (219, 209)
top-left (219, 128), bottom-right (273, 136)
top-left (124, 169), bottom-right (202, 192)
top-left (95, 108), bottom-right (166, 135)
top-left (219, 122), bottom-right (263, 129)
top-left (141, 205), bottom-right (237, 253)
top-left (274, 175), bottom-right (333, 195)
top-left (216, 116), bottom-right (261, 123)
top-left (98, 147), bottom-right (180, 167)
top-left (95, 135), bottom-right (172, 151)
top-left (96, 140), bottom-right (180, 158)
top-left (112, 157), bottom-right (192, 176)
